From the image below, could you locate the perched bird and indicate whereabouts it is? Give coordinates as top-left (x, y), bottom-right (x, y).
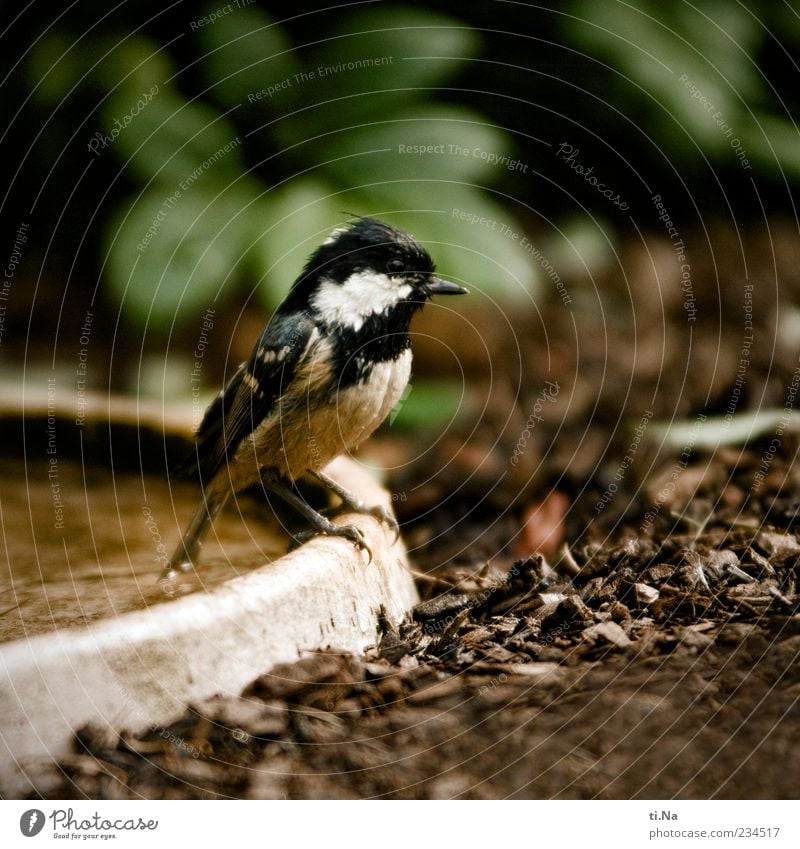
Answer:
top-left (165, 217), bottom-right (467, 577)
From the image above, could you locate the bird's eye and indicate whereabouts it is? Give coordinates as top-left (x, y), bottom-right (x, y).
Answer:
top-left (386, 258), bottom-right (406, 274)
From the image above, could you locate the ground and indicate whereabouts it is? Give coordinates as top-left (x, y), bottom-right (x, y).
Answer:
top-left (35, 438), bottom-right (800, 799)
top-left (25, 226), bottom-right (800, 799)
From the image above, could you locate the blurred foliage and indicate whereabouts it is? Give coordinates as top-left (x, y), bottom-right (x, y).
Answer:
top-left (566, 0), bottom-right (799, 173)
top-left (6, 0), bottom-right (800, 343)
top-left (387, 378), bottom-right (466, 430)
top-left (26, 3), bottom-right (535, 329)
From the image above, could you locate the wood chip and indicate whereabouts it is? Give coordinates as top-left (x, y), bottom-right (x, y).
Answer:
top-left (634, 582), bottom-right (660, 604)
top-left (767, 586), bottom-right (795, 607)
top-left (491, 662), bottom-right (562, 679)
top-left (553, 595), bottom-right (592, 623)
top-left (556, 544), bottom-right (582, 576)
top-left (757, 532), bottom-right (800, 558)
top-left (645, 563), bottom-right (676, 584)
top-left (413, 593), bottom-right (471, 621)
top-left (582, 620), bottom-right (632, 648)
top-left (745, 547), bottom-right (776, 577)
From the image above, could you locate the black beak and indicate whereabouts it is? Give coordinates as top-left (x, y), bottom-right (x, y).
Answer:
top-left (425, 277), bottom-right (469, 296)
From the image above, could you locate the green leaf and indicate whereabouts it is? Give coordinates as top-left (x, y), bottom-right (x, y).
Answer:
top-left (246, 179), bottom-right (346, 309)
top-left (27, 32), bottom-right (82, 106)
top-left (105, 185), bottom-right (254, 329)
top-left (194, 3), bottom-right (297, 112)
top-left (28, 32), bottom-right (172, 106)
top-left (92, 36), bottom-right (173, 95)
top-left (383, 378), bottom-right (465, 430)
top-left (742, 112), bottom-right (800, 178)
top-left (566, 0), bottom-right (765, 158)
top-left (315, 104), bottom-right (512, 187)
top-left (103, 87), bottom-right (243, 184)
top-left (313, 6), bottom-right (478, 91)
top-left (285, 6), bottom-right (479, 136)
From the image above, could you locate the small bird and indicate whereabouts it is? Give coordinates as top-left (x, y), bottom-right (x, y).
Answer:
top-left (164, 217), bottom-right (467, 577)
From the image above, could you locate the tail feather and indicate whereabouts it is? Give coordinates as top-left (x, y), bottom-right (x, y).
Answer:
top-left (169, 445), bottom-right (201, 481)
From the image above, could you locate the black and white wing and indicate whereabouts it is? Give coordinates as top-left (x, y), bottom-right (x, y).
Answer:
top-left (174, 312), bottom-right (315, 483)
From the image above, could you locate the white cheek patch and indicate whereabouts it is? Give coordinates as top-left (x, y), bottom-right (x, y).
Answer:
top-left (312, 271), bottom-right (413, 330)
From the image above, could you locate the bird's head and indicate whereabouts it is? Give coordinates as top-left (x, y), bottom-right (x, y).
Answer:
top-left (284, 217), bottom-right (467, 331)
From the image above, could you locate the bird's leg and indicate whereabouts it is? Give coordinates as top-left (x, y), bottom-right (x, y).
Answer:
top-left (310, 469), bottom-right (400, 540)
top-left (262, 472), bottom-right (372, 560)
top-left (161, 490), bottom-right (230, 580)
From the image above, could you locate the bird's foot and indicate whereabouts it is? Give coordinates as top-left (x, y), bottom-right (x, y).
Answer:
top-left (310, 470), bottom-right (400, 542)
top-left (325, 500), bottom-right (400, 541)
top-left (158, 557), bottom-right (194, 584)
top-left (359, 504), bottom-right (400, 541)
top-left (291, 519), bottom-right (372, 562)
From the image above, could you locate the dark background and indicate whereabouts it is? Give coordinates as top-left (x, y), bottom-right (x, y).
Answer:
top-left (1, 0), bottom-right (799, 430)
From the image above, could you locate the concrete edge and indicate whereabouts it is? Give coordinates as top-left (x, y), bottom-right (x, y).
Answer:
top-left (0, 448), bottom-right (418, 796)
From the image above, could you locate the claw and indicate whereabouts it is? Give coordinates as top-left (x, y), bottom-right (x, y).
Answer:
top-left (291, 522), bottom-right (372, 562)
top-left (366, 505), bottom-right (400, 541)
top-left (324, 501), bottom-right (400, 542)
top-left (338, 523), bottom-right (373, 563)
top-left (158, 559), bottom-right (193, 583)
top-left (309, 471), bottom-right (399, 545)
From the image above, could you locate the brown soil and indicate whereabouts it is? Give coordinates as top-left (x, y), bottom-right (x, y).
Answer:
top-left (34, 442), bottom-right (800, 799)
top-left (25, 225), bottom-right (800, 799)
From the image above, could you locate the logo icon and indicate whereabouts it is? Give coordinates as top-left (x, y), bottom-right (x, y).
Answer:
top-left (19, 810), bottom-right (45, 837)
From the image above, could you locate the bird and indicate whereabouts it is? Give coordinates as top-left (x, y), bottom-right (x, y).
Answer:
top-left (164, 217), bottom-right (467, 578)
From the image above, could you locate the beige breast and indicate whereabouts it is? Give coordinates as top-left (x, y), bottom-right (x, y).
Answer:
top-left (231, 348), bottom-right (412, 485)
